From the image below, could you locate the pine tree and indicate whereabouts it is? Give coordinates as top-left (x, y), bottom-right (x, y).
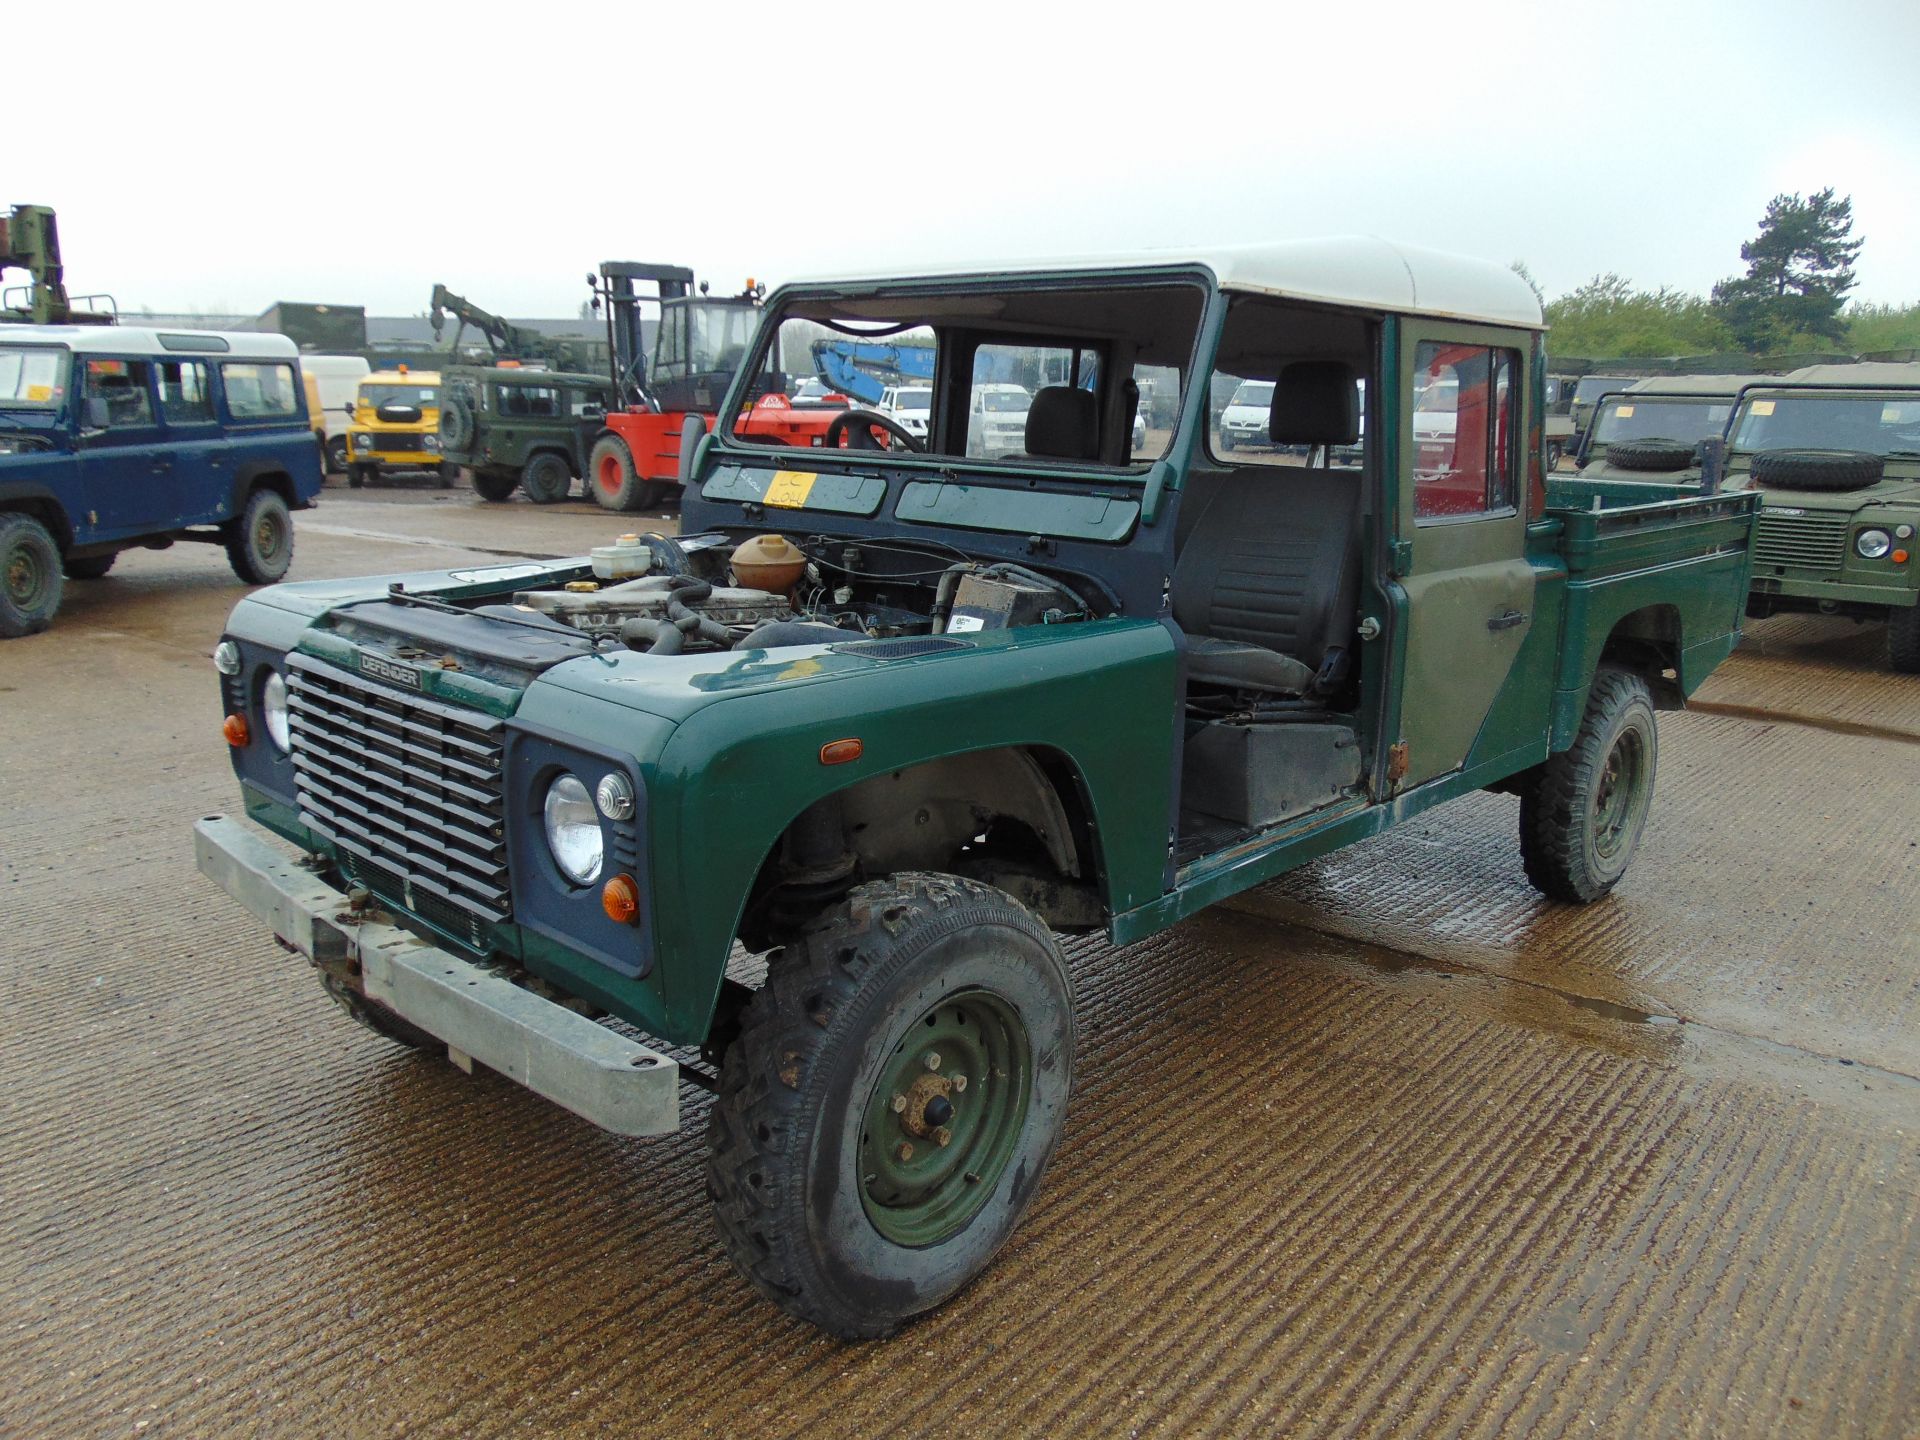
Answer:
top-left (1711, 189), bottom-right (1863, 350)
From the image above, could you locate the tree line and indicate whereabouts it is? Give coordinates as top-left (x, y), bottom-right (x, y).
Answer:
top-left (1519, 189), bottom-right (1920, 360)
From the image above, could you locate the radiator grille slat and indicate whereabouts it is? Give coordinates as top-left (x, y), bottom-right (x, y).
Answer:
top-left (1754, 511), bottom-right (1849, 571)
top-left (286, 654), bottom-right (511, 930)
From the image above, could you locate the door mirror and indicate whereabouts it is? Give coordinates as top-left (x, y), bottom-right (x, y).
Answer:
top-left (678, 412), bottom-right (707, 487)
top-left (85, 397), bottom-right (111, 429)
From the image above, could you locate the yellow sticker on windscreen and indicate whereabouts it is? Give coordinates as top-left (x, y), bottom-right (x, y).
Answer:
top-left (764, 470), bottom-right (817, 508)
top-left (25, 384), bottom-right (51, 401)
top-left (1615, 405), bottom-right (1634, 418)
top-left (1751, 399), bottom-right (1776, 416)
top-left (1884, 405), bottom-right (1906, 423)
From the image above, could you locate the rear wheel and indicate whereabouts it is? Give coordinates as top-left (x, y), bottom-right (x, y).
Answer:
top-left (520, 451), bottom-right (571, 504)
top-left (0, 514), bottom-right (63, 638)
top-left (1888, 605), bottom-right (1920, 674)
top-left (471, 469), bottom-right (520, 504)
top-left (1518, 666), bottom-right (1657, 902)
top-left (226, 487), bottom-right (294, 585)
top-left (325, 434), bottom-right (349, 474)
top-left (707, 873), bottom-right (1074, 1339)
top-left (63, 552), bottom-right (117, 580)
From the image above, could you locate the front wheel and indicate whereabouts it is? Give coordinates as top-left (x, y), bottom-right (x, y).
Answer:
top-left (1518, 666), bottom-right (1657, 902)
top-left (348, 464), bottom-right (373, 489)
top-left (707, 873), bottom-right (1074, 1339)
top-left (437, 461), bottom-right (457, 488)
top-left (520, 451), bottom-right (571, 504)
top-left (325, 434), bottom-right (349, 473)
top-left (1888, 605), bottom-right (1920, 674)
top-left (226, 488), bottom-right (294, 585)
top-left (588, 434), bottom-right (648, 512)
top-left (0, 513), bottom-right (63, 638)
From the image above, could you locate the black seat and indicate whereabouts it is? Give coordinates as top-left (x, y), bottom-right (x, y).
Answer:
top-left (1172, 360), bottom-right (1362, 694)
top-left (1024, 386), bottom-right (1099, 460)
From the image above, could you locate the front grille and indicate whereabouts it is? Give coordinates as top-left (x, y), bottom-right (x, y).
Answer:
top-left (285, 653), bottom-right (511, 929)
top-left (1754, 511), bottom-right (1849, 571)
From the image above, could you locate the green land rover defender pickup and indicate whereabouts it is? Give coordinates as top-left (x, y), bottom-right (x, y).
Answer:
top-left (195, 239), bottom-right (1758, 1337)
top-left (1723, 362), bottom-right (1920, 672)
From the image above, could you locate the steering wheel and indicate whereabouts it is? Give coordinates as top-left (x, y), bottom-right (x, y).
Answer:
top-left (824, 407), bottom-right (926, 453)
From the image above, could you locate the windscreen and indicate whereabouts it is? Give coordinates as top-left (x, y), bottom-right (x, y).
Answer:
top-left (362, 384), bottom-right (437, 408)
top-left (742, 279), bottom-right (1205, 467)
top-left (1729, 392), bottom-right (1920, 458)
top-left (1593, 396), bottom-right (1733, 446)
top-left (0, 346), bottom-right (70, 408)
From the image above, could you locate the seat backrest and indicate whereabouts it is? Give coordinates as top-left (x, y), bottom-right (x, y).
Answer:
top-left (1024, 386), bottom-right (1099, 460)
top-left (1170, 470), bottom-right (1361, 674)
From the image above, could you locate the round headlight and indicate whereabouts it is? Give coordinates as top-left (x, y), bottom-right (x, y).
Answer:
top-left (1857, 528), bottom-right (1893, 559)
top-left (262, 670), bottom-right (291, 753)
top-left (213, 640), bottom-right (241, 675)
top-left (424, 435), bottom-right (442, 452)
top-left (543, 773), bottom-right (603, 885)
top-left (353, 433), bottom-right (371, 451)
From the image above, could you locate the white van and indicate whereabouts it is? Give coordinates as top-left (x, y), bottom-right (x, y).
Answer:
top-left (299, 354), bottom-right (372, 472)
top-left (879, 384), bottom-right (933, 439)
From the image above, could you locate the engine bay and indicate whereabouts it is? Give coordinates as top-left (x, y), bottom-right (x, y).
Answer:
top-left (506, 531), bottom-right (1102, 657)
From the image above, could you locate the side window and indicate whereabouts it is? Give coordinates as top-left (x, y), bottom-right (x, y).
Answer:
top-left (222, 362), bottom-right (300, 419)
top-left (84, 360), bottom-right (155, 428)
top-left (1412, 342), bottom-right (1517, 520)
top-left (157, 360), bottom-right (214, 423)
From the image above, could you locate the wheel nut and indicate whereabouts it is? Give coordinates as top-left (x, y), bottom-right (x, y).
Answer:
top-left (933, 1126), bottom-right (952, 1147)
top-left (890, 1093), bottom-right (908, 1113)
top-left (923, 1051), bottom-right (942, 1071)
top-left (951, 1075), bottom-right (968, 1093)
top-left (896, 1142), bottom-right (914, 1162)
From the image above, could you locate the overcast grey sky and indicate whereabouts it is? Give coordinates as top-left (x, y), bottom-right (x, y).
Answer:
top-left (11, 0), bottom-right (1920, 317)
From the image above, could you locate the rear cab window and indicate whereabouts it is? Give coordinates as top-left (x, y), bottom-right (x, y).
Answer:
top-left (1411, 341), bottom-right (1517, 520)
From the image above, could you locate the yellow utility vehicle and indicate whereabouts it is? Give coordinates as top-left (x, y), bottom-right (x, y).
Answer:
top-left (345, 368), bottom-right (451, 487)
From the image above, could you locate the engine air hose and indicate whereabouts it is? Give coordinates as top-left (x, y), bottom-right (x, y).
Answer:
top-left (620, 574), bottom-right (734, 654)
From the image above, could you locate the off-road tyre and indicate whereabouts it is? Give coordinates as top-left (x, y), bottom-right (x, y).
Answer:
top-left (349, 464), bottom-right (373, 489)
top-left (1888, 604), bottom-right (1920, 674)
top-left (325, 434), bottom-right (349, 474)
top-left (1519, 666), bottom-right (1657, 903)
top-left (707, 872), bottom-right (1075, 1339)
top-left (471, 469), bottom-right (520, 504)
top-left (588, 434), bottom-right (653, 512)
top-left (1604, 438), bottom-right (1694, 473)
top-left (520, 451), bottom-right (571, 504)
top-left (317, 969), bottom-right (439, 1051)
top-left (0, 514), bottom-right (63, 638)
top-left (437, 461), bottom-right (457, 488)
top-left (1750, 448), bottom-right (1884, 492)
top-left (63, 552), bottom-right (117, 580)
top-left (1546, 440), bottom-right (1564, 470)
top-left (1218, 428), bottom-right (1237, 453)
top-left (226, 487), bottom-right (294, 585)
top-left (439, 390), bottom-right (475, 450)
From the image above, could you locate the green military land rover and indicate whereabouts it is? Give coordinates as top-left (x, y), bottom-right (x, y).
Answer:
top-left (1725, 362), bottom-right (1920, 671)
top-left (195, 239), bottom-right (1758, 1337)
top-left (1576, 374), bottom-right (1767, 485)
top-left (438, 365), bottom-right (616, 505)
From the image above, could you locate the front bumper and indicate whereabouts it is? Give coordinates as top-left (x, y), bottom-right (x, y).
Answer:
top-left (193, 815), bottom-right (680, 1136)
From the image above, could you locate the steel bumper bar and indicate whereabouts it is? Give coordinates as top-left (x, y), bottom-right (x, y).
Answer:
top-left (193, 814), bottom-right (680, 1136)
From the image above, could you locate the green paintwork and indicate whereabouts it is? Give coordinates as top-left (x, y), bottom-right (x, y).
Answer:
top-left (440, 366), bottom-right (615, 487)
top-left (211, 257), bottom-right (1761, 1055)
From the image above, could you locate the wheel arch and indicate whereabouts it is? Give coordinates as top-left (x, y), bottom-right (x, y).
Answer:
top-left (0, 486), bottom-right (76, 550)
top-left (1598, 603), bottom-right (1686, 710)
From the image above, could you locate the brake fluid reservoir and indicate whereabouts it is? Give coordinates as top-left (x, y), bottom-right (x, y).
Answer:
top-left (592, 533), bottom-right (653, 582)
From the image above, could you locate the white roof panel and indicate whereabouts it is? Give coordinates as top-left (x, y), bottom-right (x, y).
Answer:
top-left (787, 235), bottom-right (1544, 329)
top-left (0, 323), bottom-right (301, 360)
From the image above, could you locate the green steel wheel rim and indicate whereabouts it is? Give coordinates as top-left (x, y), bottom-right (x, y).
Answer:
top-left (254, 506), bottom-right (288, 564)
top-left (1592, 726), bottom-right (1647, 863)
top-left (858, 987), bottom-right (1033, 1249)
top-left (6, 538), bottom-right (49, 610)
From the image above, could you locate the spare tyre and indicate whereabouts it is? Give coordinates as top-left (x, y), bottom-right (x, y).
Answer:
top-left (1604, 438), bottom-right (1695, 473)
top-left (376, 401), bottom-right (422, 425)
top-left (439, 390), bottom-right (474, 450)
top-left (1750, 449), bottom-right (1884, 492)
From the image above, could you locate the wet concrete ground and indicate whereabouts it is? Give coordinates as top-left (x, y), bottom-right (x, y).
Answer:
top-left (3, 479), bottom-right (1916, 1438)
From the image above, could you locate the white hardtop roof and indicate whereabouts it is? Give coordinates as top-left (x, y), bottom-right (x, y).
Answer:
top-left (0, 323), bottom-right (300, 360)
top-left (787, 236), bottom-right (1544, 330)
top-left (1770, 361), bottom-right (1920, 389)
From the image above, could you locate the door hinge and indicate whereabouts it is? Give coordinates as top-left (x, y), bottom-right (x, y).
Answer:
top-left (1387, 741), bottom-right (1410, 786)
top-left (1390, 540), bottom-right (1413, 575)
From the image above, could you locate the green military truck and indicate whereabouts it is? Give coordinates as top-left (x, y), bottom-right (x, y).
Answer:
top-left (194, 239), bottom-right (1757, 1339)
top-left (1724, 362), bottom-right (1920, 671)
top-left (1575, 374), bottom-right (1767, 485)
top-left (439, 366), bottom-right (617, 505)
